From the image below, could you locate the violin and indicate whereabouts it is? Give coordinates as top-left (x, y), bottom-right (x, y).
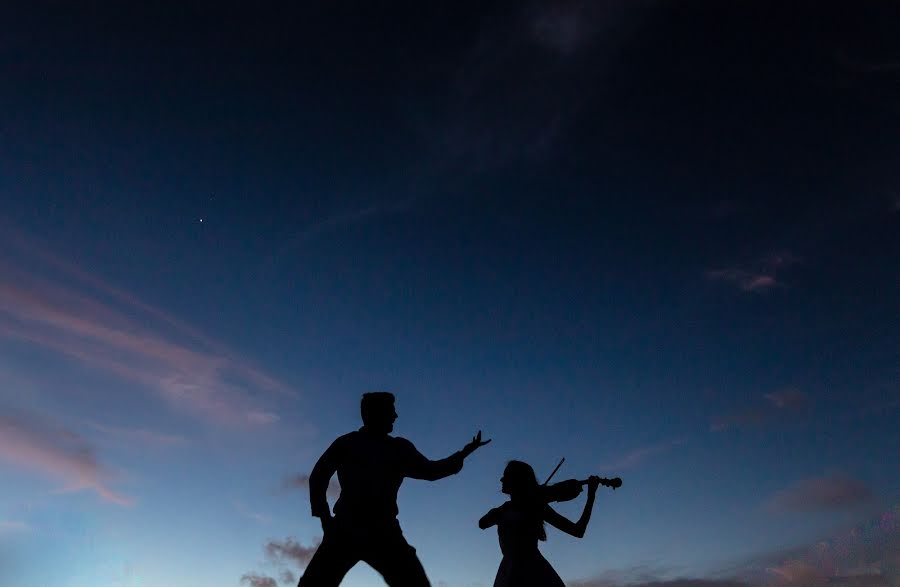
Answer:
top-left (538, 458), bottom-right (622, 503)
top-left (541, 476), bottom-right (622, 503)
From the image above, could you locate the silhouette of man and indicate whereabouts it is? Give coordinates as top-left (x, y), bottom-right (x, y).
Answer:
top-left (298, 391), bottom-right (490, 587)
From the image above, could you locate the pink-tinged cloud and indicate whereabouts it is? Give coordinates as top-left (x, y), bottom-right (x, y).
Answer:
top-left (597, 438), bottom-right (687, 471)
top-left (707, 269), bottom-right (779, 292)
top-left (712, 389), bottom-right (809, 431)
top-left (265, 537), bottom-right (321, 567)
top-left (578, 507), bottom-right (899, 586)
top-left (233, 500), bottom-right (272, 524)
top-left (527, 0), bottom-right (645, 57)
top-left (753, 505), bottom-right (898, 584)
top-left (764, 389), bottom-right (809, 410)
top-left (710, 407), bottom-right (769, 432)
top-left (707, 252), bottom-right (799, 293)
top-left (281, 473), bottom-right (340, 499)
top-left (765, 559), bottom-right (827, 584)
top-left (0, 411), bottom-right (132, 506)
top-left (89, 422), bottom-right (186, 448)
top-left (240, 573), bottom-right (277, 587)
top-left (764, 474), bottom-right (875, 513)
top-left (279, 569), bottom-right (296, 585)
top-left (570, 572), bottom-right (748, 587)
top-left (0, 227), bottom-right (293, 426)
top-left (0, 521), bottom-right (30, 533)
top-left (530, 2), bottom-right (592, 55)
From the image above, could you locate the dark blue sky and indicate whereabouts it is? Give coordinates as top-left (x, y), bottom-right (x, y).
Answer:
top-left (1, 2), bottom-right (897, 586)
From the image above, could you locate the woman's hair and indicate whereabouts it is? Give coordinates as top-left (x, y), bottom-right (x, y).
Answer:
top-left (504, 460), bottom-right (547, 541)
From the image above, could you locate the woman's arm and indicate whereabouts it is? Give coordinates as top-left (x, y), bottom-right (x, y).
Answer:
top-left (479, 506), bottom-right (502, 530)
top-left (543, 476), bottom-right (599, 538)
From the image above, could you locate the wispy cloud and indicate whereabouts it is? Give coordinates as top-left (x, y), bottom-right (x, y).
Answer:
top-left (743, 505), bottom-right (898, 585)
top-left (570, 561), bottom-right (748, 587)
top-left (571, 580), bottom-right (747, 587)
top-left (764, 473), bottom-right (875, 513)
top-left (265, 537), bottom-right (320, 567)
top-left (707, 269), bottom-right (779, 292)
top-left (527, 0), bottom-right (638, 57)
top-left (711, 389), bottom-right (810, 432)
top-left (233, 500), bottom-right (272, 524)
top-left (88, 422), bottom-right (187, 448)
top-left (575, 505), bottom-right (899, 586)
top-left (0, 225), bottom-right (293, 426)
top-left (240, 573), bottom-right (277, 587)
top-left (710, 407), bottom-right (769, 432)
top-left (281, 473), bottom-right (340, 499)
top-left (597, 438), bottom-right (687, 471)
top-left (0, 520), bottom-right (30, 533)
top-left (431, 1), bottom-right (650, 175)
top-left (0, 409), bottom-right (132, 506)
top-left (763, 389), bottom-right (809, 410)
top-left (707, 252), bottom-right (799, 293)
top-left (242, 537), bottom-right (318, 587)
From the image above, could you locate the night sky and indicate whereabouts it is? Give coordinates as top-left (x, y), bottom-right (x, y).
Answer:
top-left (1, 2), bottom-right (898, 586)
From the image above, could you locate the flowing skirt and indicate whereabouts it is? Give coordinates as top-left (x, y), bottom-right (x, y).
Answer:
top-left (492, 550), bottom-right (566, 587)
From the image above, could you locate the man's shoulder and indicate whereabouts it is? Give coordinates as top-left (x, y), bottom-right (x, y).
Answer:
top-left (390, 436), bottom-right (418, 452)
top-left (329, 431), bottom-right (359, 448)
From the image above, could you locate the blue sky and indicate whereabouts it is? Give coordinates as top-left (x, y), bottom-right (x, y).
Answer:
top-left (1, 2), bottom-right (898, 586)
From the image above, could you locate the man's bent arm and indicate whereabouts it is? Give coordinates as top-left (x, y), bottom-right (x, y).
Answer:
top-left (402, 430), bottom-right (490, 481)
top-left (401, 439), bottom-right (466, 481)
top-left (308, 439), bottom-right (341, 518)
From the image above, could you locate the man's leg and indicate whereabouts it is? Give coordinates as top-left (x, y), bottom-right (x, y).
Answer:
top-left (361, 528), bottom-right (430, 587)
top-left (297, 526), bottom-right (359, 587)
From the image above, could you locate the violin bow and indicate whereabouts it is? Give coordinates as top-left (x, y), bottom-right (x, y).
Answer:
top-left (542, 457), bottom-right (565, 486)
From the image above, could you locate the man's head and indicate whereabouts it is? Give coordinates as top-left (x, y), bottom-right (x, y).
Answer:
top-left (360, 392), bottom-right (397, 434)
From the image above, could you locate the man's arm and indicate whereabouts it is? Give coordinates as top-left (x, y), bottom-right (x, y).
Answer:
top-left (403, 431), bottom-right (491, 482)
top-left (308, 438), bottom-right (342, 520)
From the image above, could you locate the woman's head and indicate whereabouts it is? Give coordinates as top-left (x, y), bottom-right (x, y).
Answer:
top-left (500, 460), bottom-right (547, 541)
top-left (501, 460), bottom-right (539, 496)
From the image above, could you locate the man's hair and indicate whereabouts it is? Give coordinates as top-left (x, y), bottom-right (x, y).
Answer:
top-left (360, 391), bottom-right (395, 425)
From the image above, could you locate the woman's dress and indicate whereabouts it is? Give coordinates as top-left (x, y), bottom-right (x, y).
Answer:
top-left (491, 501), bottom-right (565, 587)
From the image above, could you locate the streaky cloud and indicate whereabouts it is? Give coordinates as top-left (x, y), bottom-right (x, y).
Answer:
top-left (0, 520), bottom-right (30, 533)
top-left (0, 224), bottom-right (293, 426)
top-left (265, 537), bottom-right (321, 567)
top-left (0, 409), bottom-right (132, 506)
top-left (233, 500), bottom-right (272, 524)
top-left (240, 573), bottom-right (277, 587)
top-left (707, 252), bottom-right (799, 293)
top-left (706, 268), bottom-right (779, 293)
top-left (88, 422), bottom-right (186, 448)
top-left (711, 389), bottom-right (809, 432)
top-left (764, 473), bottom-right (875, 513)
top-left (597, 438), bottom-right (687, 471)
top-left (576, 505), bottom-right (898, 585)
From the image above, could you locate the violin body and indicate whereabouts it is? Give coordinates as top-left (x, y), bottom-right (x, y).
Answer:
top-left (542, 479), bottom-right (584, 503)
top-left (541, 476), bottom-right (623, 503)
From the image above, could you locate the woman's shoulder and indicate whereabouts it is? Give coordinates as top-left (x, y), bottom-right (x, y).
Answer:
top-left (491, 501), bottom-right (515, 516)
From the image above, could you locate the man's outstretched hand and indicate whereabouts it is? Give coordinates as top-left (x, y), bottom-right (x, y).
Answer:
top-left (463, 430), bottom-right (491, 457)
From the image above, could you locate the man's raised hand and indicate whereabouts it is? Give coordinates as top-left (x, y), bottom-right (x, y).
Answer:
top-left (463, 430), bottom-right (492, 456)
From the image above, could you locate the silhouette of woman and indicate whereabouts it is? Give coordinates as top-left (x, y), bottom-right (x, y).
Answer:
top-left (479, 460), bottom-right (600, 587)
